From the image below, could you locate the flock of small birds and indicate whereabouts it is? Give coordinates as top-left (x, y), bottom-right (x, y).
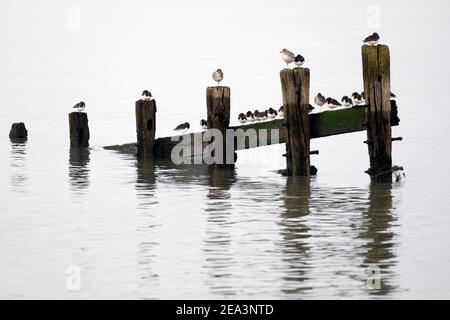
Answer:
top-left (72, 32), bottom-right (391, 134)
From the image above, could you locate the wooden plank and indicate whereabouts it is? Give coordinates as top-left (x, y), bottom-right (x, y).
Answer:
top-left (104, 103), bottom-right (400, 156)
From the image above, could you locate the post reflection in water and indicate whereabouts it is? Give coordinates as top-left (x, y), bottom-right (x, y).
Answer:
top-left (202, 168), bottom-right (236, 297)
top-left (68, 148), bottom-right (90, 193)
top-left (278, 176), bottom-right (312, 295)
top-left (10, 142), bottom-right (28, 193)
top-left (360, 182), bottom-right (398, 296)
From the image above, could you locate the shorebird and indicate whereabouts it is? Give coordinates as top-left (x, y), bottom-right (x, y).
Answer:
top-left (390, 92), bottom-right (397, 98)
top-left (245, 111), bottom-right (255, 122)
top-left (325, 98), bottom-right (341, 110)
top-left (315, 93), bottom-right (326, 111)
top-left (363, 32), bottom-right (380, 46)
top-left (141, 90), bottom-right (153, 101)
top-left (73, 101), bottom-right (86, 112)
top-left (174, 122), bottom-right (190, 133)
top-left (268, 108), bottom-right (278, 119)
top-left (352, 92), bottom-right (363, 105)
top-left (238, 113), bottom-right (247, 124)
top-left (280, 49), bottom-right (295, 68)
top-left (294, 54), bottom-right (305, 67)
top-left (254, 110), bottom-right (267, 121)
top-left (200, 119), bottom-right (208, 130)
top-left (392, 165), bottom-right (406, 182)
top-left (278, 106), bottom-right (285, 118)
top-left (212, 69), bottom-right (223, 86)
top-left (341, 96), bottom-right (353, 107)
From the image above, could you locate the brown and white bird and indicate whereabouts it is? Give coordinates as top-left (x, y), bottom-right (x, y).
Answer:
top-left (314, 93), bottom-right (326, 111)
top-left (73, 101), bottom-right (86, 112)
top-left (363, 32), bottom-right (380, 46)
top-left (200, 119), bottom-right (208, 130)
top-left (280, 49), bottom-right (295, 68)
top-left (325, 98), bottom-right (341, 110)
top-left (212, 69), bottom-right (223, 86)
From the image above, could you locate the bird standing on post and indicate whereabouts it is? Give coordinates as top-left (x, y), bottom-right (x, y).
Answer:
top-left (294, 54), bottom-right (305, 67)
top-left (363, 32), bottom-right (380, 46)
top-left (73, 101), bottom-right (86, 112)
top-left (212, 69), bottom-right (223, 86)
top-left (141, 90), bottom-right (153, 101)
top-left (200, 119), bottom-right (208, 130)
top-left (280, 49), bottom-right (295, 68)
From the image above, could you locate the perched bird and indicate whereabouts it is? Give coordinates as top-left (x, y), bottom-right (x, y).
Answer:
top-left (280, 49), bottom-right (295, 68)
top-left (278, 106), bottom-right (285, 118)
top-left (174, 122), bottom-right (190, 133)
top-left (341, 96), bottom-right (353, 107)
top-left (212, 69), bottom-right (223, 86)
top-left (141, 90), bottom-right (153, 101)
top-left (254, 110), bottom-right (268, 121)
top-left (294, 54), bottom-right (305, 67)
top-left (73, 101), bottom-right (86, 112)
top-left (352, 92), bottom-right (363, 105)
top-left (325, 97), bottom-right (341, 110)
top-left (246, 111), bottom-right (255, 122)
top-left (268, 108), bottom-right (278, 119)
top-left (200, 119), bottom-right (208, 130)
top-left (390, 92), bottom-right (397, 98)
top-left (363, 32), bottom-right (380, 46)
top-left (315, 93), bottom-right (326, 110)
top-left (238, 113), bottom-right (247, 124)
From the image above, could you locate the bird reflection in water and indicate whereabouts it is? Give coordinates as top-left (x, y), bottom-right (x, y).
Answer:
top-left (279, 176), bottom-right (312, 295)
top-left (68, 148), bottom-right (90, 193)
top-left (203, 168), bottom-right (236, 297)
top-left (10, 141), bottom-right (28, 193)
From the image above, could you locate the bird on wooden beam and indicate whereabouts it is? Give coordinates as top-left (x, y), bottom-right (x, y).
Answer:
top-left (294, 54), bottom-right (305, 67)
top-left (73, 101), bottom-right (86, 112)
top-left (212, 69), bottom-right (223, 86)
top-left (174, 122), bottom-right (190, 133)
top-left (363, 32), bottom-right (380, 46)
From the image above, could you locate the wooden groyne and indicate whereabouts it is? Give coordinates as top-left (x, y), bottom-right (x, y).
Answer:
top-left (9, 122), bottom-right (28, 142)
top-left (69, 112), bottom-right (90, 148)
top-left (105, 103), bottom-right (400, 156)
top-left (136, 99), bottom-right (157, 158)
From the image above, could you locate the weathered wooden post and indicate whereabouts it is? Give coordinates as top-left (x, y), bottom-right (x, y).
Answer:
top-left (136, 99), bottom-right (157, 158)
top-left (362, 45), bottom-right (392, 182)
top-left (206, 86), bottom-right (234, 168)
top-left (280, 67), bottom-right (311, 176)
top-left (69, 112), bottom-right (90, 148)
top-left (9, 122), bottom-right (28, 142)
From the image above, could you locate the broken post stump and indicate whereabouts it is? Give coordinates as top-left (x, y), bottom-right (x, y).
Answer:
top-left (280, 67), bottom-right (311, 176)
top-left (9, 122), bottom-right (28, 142)
top-left (362, 44), bottom-right (392, 182)
top-left (206, 86), bottom-right (234, 168)
top-left (136, 99), bottom-right (157, 158)
top-left (69, 112), bottom-right (90, 148)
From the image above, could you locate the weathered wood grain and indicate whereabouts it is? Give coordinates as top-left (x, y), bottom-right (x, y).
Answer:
top-left (69, 112), bottom-right (90, 148)
top-left (136, 99), bottom-right (157, 158)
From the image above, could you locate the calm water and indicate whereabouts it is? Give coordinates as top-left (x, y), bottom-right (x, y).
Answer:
top-left (1, 0), bottom-right (450, 299)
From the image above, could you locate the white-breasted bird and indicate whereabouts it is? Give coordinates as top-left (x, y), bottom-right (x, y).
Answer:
top-left (73, 101), bottom-right (86, 112)
top-left (280, 49), bottom-right (295, 68)
top-left (363, 32), bottom-right (380, 46)
top-left (294, 54), bottom-right (305, 67)
top-left (212, 69), bottom-right (223, 86)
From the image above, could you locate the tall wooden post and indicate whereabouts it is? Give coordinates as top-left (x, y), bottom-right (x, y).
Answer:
top-left (206, 86), bottom-right (234, 168)
top-left (69, 112), bottom-right (90, 148)
top-left (136, 100), bottom-right (157, 158)
top-left (280, 68), bottom-right (311, 176)
top-left (9, 122), bottom-right (28, 142)
top-left (362, 45), bottom-right (392, 182)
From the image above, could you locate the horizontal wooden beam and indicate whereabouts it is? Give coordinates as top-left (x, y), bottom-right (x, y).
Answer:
top-left (104, 101), bottom-right (400, 156)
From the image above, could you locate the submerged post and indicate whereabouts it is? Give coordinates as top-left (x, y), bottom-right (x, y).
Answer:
top-left (69, 112), bottom-right (90, 148)
top-left (136, 99), bottom-right (157, 158)
top-left (362, 45), bottom-right (392, 182)
top-left (206, 86), bottom-right (234, 168)
top-left (9, 122), bottom-right (28, 142)
top-left (280, 67), bottom-right (311, 176)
